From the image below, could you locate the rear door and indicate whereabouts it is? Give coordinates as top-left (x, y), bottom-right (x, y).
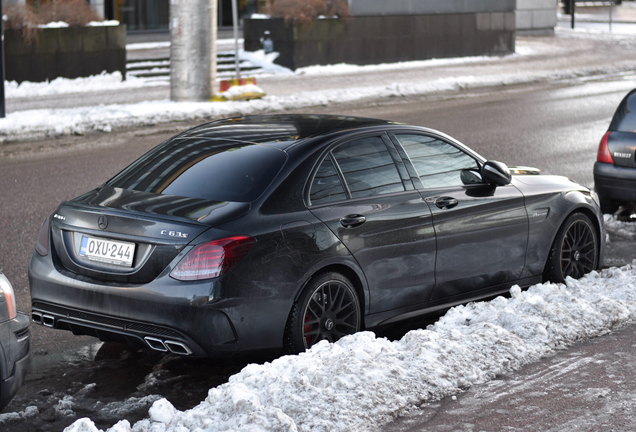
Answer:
top-left (390, 132), bottom-right (529, 301)
top-left (308, 134), bottom-right (437, 314)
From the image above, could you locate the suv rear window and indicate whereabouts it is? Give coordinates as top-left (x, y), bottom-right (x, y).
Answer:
top-left (610, 90), bottom-right (636, 133)
top-left (106, 139), bottom-right (287, 203)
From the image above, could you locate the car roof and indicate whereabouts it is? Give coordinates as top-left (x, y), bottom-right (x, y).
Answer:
top-left (174, 114), bottom-right (402, 150)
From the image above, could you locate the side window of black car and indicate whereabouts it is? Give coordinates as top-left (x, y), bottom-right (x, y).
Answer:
top-left (394, 134), bottom-right (481, 189)
top-left (309, 155), bottom-right (348, 205)
top-left (331, 136), bottom-right (405, 199)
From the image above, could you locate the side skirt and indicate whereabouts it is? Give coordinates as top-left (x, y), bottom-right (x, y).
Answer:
top-left (364, 276), bottom-right (543, 328)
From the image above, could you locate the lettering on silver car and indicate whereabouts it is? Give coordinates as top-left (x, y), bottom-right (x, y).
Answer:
top-left (613, 152), bottom-right (631, 159)
top-left (529, 208), bottom-right (550, 223)
top-left (161, 230), bottom-right (189, 239)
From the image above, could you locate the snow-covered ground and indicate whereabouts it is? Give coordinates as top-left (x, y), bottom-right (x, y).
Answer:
top-left (0, 30), bottom-right (634, 142)
top-left (0, 61), bottom-right (631, 142)
top-left (55, 218), bottom-right (636, 432)
top-left (0, 71), bottom-right (590, 142)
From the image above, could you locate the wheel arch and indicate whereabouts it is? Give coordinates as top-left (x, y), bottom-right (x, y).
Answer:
top-left (293, 262), bottom-right (368, 329)
top-left (542, 205), bottom-right (603, 280)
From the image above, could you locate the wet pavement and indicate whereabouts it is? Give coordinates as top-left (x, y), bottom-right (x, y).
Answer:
top-left (384, 321), bottom-right (636, 432)
top-left (2, 213), bottom-right (634, 432)
top-left (0, 342), bottom-right (254, 431)
top-left (2, 53), bottom-right (636, 430)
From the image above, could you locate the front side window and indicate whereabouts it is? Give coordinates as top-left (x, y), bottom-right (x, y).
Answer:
top-left (394, 134), bottom-right (480, 189)
top-left (331, 136), bottom-right (405, 199)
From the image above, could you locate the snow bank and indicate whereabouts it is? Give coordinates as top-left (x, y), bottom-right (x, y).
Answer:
top-left (604, 213), bottom-right (636, 241)
top-left (65, 262), bottom-right (636, 432)
top-left (39, 21), bottom-right (69, 28)
top-left (86, 20), bottom-right (120, 27)
top-left (0, 68), bottom-right (620, 143)
top-left (4, 72), bottom-right (166, 100)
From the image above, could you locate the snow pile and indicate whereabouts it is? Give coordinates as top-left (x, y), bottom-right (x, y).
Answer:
top-left (604, 214), bottom-right (636, 241)
top-left (66, 263), bottom-right (636, 432)
top-left (5, 72), bottom-right (166, 99)
top-left (0, 69), bottom-right (617, 143)
top-left (86, 20), bottom-right (120, 27)
top-left (218, 84), bottom-right (266, 100)
top-left (39, 21), bottom-right (69, 28)
top-left (238, 50), bottom-right (293, 75)
top-left (295, 55), bottom-right (496, 77)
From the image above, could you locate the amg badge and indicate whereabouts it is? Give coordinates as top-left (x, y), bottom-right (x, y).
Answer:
top-left (161, 230), bottom-right (188, 239)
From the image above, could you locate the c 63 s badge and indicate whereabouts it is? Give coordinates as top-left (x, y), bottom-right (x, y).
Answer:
top-left (161, 230), bottom-right (189, 239)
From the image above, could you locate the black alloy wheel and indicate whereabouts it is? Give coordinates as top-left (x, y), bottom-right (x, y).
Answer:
top-left (544, 213), bottom-right (599, 283)
top-left (284, 272), bottom-right (361, 353)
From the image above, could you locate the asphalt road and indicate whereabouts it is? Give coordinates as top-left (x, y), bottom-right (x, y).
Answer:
top-left (1, 75), bottom-right (636, 430)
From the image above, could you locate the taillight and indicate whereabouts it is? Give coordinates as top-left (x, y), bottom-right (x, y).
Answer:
top-left (0, 274), bottom-right (17, 320)
top-left (170, 236), bottom-right (256, 281)
top-left (597, 131), bottom-right (614, 164)
top-left (35, 216), bottom-right (50, 256)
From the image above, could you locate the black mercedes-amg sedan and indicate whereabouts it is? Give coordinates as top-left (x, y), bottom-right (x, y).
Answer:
top-left (29, 114), bottom-right (604, 357)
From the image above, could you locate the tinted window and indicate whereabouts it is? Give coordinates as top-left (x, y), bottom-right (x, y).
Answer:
top-left (395, 134), bottom-right (480, 189)
top-left (310, 155), bottom-right (347, 205)
top-left (610, 90), bottom-right (636, 133)
top-left (332, 137), bottom-right (404, 199)
top-left (107, 140), bottom-right (286, 202)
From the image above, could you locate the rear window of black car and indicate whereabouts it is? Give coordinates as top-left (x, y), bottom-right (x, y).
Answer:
top-left (610, 90), bottom-right (636, 133)
top-left (106, 139), bottom-right (287, 203)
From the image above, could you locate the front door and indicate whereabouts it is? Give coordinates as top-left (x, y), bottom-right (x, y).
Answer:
top-left (390, 133), bottom-right (529, 301)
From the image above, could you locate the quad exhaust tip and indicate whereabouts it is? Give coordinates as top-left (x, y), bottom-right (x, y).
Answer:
top-left (32, 312), bottom-right (55, 328)
top-left (31, 311), bottom-right (42, 324)
top-left (144, 336), bottom-right (192, 356)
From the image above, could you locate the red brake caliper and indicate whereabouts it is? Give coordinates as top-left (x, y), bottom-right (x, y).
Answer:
top-left (304, 313), bottom-right (311, 345)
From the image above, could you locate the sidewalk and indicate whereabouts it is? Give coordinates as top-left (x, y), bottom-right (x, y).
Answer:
top-left (2, 29), bottom-right (636, 143)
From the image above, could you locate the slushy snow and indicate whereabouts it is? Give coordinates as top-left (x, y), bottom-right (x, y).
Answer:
top-left (0, 69), bottom-right (626, 143)
top-left (64, 215), bottom-right (636, 432)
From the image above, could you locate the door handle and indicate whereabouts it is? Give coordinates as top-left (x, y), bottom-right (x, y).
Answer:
top-left (434, 196), bottom-right (459, 210)
top-left (340, 214), bottom-right (366, 228)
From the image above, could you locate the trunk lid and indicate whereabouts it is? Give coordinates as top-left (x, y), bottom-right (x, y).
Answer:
top-left (607, 131), bottom-right (636, 168)
top-left (49, 187), bottom-right (250, 284)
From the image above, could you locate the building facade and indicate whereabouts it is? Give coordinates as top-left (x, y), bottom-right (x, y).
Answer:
top-left (79, 0), bottom-right (554, 34)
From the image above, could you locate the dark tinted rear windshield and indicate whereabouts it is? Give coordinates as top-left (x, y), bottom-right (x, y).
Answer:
top-left (106, 138), bottom-right (287, 202)
top-left (610, 90), bottom-right (636, 133)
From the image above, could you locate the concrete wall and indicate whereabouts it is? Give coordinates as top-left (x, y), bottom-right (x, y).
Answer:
top-left (516, 0), bottom-right (557, 34)
top-left (245, 13), bottom-right (515, 71)
top-left (5, 26), bottom-right (126, 83)
top-left (347, 0), bottom-right (516, 15)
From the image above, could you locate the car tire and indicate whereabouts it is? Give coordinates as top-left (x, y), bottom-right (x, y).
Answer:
top-left (284, 272), bottom-right (361, 354)
top-left (544, 213), bottom-right (599, 283)
top-left (599, 196), bottom-right (620, 215)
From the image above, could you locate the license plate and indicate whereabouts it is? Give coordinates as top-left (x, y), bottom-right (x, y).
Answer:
top-left (79, 236), bottom-right (135, 267)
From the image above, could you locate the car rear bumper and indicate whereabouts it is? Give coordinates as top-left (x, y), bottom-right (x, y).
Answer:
top-left (593, 162), bottom-right (636, 203)
top-left (29, 252), bottom-right (294, 358)
top-left (0, 312), bottom-right (30, 411)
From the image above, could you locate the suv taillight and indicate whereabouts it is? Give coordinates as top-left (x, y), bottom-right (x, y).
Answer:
top-left (597, 131), bottom-right (614, 164)
top-left (35, 216), bottom-right (50, 256)
top-left (170, 236), bottom-right (256, 281)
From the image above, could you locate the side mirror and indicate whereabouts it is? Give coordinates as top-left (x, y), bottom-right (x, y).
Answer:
top-left (460, 168), bottom-right (483, 185)
top-left (481, 161), bottom-right (511, 186)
